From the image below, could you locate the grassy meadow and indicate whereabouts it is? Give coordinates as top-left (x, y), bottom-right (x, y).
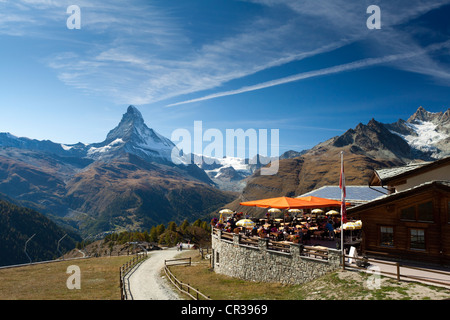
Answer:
top-left (0, 256), bottom-right (130, 300)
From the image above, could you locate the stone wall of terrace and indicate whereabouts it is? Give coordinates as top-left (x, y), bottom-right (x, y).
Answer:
top-left (211, 228), bottom-right (342, 285)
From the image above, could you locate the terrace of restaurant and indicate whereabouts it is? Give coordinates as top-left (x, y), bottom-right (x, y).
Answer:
top-left (211, 196), bottom-right (362, 252)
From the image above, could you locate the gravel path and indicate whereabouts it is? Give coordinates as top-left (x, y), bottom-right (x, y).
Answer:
top-left (126, 247), bottom-right (183, 300)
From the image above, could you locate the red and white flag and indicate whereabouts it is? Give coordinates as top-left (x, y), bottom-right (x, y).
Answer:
top-left (339, 152), bottom-right (347, 223)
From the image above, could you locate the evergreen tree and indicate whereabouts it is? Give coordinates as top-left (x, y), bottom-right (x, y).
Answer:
top-left (193, 219), bottom-right (202, 227)
top-left (143, 230), bottom-right (150, 242)
top-left (180, 219), bottom-right (190, 231)
top-left (167, 221), bottom-right (177, 232)
top-left (156, 224), bottom-right (165, 236)
top-left (149, 226), bottom-right (158, 242)
top-left (200, 221), bottom-right (210, 231)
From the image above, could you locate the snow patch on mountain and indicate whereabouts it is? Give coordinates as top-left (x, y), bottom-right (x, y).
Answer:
top-left (87, 138), bottom-right (124, 156)
top-left (60, 144), bottom-right (73, 151)
top-left (132, 123), bottom-right (179, 160)
top-left (404, 121), bottom-right (446, 148)
top-left (390, 120), bottom-right (447, 157)
top-left (212, 156), bottom-right (251, 173)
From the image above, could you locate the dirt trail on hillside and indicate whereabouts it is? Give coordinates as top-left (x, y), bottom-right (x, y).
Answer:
top-left (126, 247), bottom-right (182, 300)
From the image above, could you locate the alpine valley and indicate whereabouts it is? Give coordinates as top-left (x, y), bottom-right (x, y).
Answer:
top-left (0, 105), bottom-right (449, 239)
top-left (0, 106), bottom-right (236, 237)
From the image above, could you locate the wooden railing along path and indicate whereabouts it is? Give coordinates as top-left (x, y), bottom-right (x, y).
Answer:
top-left (343, 253), bottom-right (450, 288)
top-left (119, 253), bottom-right (148, 300)
top-left (164, 258), bottom-right (211, 300)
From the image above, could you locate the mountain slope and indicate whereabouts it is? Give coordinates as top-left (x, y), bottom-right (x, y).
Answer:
top-left (65, 154), bottom-right (235, 234)
top-left (0, 199), bottom-right (80, 266)
top-left (227, 147), bottom-right (400, 214)
top-left (0, 148), bottom-right (89, 216)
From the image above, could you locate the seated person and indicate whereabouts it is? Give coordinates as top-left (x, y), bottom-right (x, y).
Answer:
top-left (258, 228), bottom-right (267, 238)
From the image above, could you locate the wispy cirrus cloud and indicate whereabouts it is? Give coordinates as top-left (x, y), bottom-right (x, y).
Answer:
top-left (3, 0), bottom-right (450, 107)
top-left (1, 0), bottom-right (359, 104)
top-left (167, 39), bottom-right (450, 107)
top-left (167, 0), bottom-right (450, 107)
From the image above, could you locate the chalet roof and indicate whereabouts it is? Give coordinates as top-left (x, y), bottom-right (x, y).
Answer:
top-left (370, 156), bottom-right (450, 186)
top-left (297, 185), bottom-right (386, 203)
top-left (347, 180), bottom-right (450, 215)
top-left (376, 162), bottom-right (429, 181)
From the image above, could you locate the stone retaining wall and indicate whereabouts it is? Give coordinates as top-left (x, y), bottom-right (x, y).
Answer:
top-left (211, 230), bottom-right (342, 285)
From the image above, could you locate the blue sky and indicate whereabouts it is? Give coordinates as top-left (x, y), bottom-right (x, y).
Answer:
top-left (1, 0), bottom-right (450, 156)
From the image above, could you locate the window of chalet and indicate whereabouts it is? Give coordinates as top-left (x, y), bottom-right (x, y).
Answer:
top-left (380, 226), bottom-right (394, 247)
top-left (400, 201), bottom-right (434, 222)
top-left (410, 229), bottom-right (425, 251)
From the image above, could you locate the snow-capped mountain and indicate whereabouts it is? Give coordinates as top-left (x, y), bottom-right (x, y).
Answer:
top-left (197, 155), bottom-right (252, 192)
top-left (186, 153), bottom-right (288, 191)
top-left (190, 154), bottom-right (252, 174)
top-left (387, 107), bottom-right (450, 159)
top-left (85, 105), bottom-right (185, 164)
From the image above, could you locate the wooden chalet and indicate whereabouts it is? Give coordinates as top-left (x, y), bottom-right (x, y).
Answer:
top-left (348, 157), bottom-right (450, 266)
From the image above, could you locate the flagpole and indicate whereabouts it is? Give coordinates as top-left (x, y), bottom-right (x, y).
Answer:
top-left (340, 151), bottom-right (345, 270)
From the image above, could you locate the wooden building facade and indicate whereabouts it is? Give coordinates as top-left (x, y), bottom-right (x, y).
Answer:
top-left (347, 181), bottom-right (450, 265)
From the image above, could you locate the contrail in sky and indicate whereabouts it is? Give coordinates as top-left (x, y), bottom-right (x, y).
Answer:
top-left (167, 40), bottom-right (450, 107)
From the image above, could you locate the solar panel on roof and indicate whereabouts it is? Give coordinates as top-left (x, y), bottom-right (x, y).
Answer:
top-left (298, 186), bottom-right (386, 201)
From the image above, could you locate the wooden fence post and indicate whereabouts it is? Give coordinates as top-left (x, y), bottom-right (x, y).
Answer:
top-left (119, 267), bottom-right (123, 300)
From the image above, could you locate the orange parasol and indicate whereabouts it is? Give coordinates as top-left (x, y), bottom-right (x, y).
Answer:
top-left (295, 196), bottom-right (350, 208)
top-left (240, 196), bottom-right (350, 210)
top-left (240, 196), bottom-right (314, 209)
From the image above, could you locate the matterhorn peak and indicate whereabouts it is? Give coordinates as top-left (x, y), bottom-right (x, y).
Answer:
top-left (86, 105), bottom-right (185, 165)
top-left (126, 105), bottom-right (143, 119)
top-left (104, 105), bottom-right (147, 142)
